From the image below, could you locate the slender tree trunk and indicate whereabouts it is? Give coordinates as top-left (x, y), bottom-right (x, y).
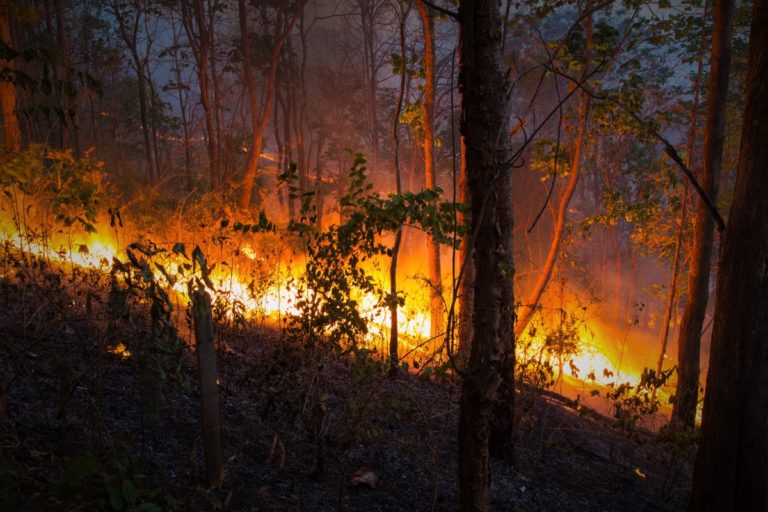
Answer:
top-left (657, 14), bottom-right (707, 374)
top-left (389, 2), bottom-right (408, 373)
top-left (671, 0), bottom-right (734, 431)
top-left (457, 0), bottom-right (515, 508)
top-left (314, 131), bottom-right (326, 229)
top-left (417, 0), bottom-right (445, 343)
top-left (180, 0), bottom-right (219, 190)
top-left (358, 0), bottom-right (380, 168)
top-left (690, 3), bottom-right (768, 508)
top-left (208, 25), bottom-right (225, 181)
top-left (115, 1), bottom-right (157, 183)
top-left (0, 4), bottom-right (20, 151)
top-left (515, 4), bottom-right (592, 338)
top-left (238, 0), bottom-right (303, 210)
top-left (55, 0), bottom-right (80, 154)
top-left (515, 91), bottom-right (591, 337)
top-left (657, 190), bottom-right (686, 375)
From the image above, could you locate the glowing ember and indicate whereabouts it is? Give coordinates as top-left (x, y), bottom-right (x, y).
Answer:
top-left (109, 342), bottom-right (132, 359)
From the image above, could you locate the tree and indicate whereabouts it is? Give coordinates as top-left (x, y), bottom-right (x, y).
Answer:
top-left (0, 2), bottom-right (20, 151)
top-left (514, 0), bottom-right (594, 338)
top-left (388, 0), bottom-right (409, 372)
top-left (456, 0), bottom-right (516, 509)
top-left (179, 0), bottom-right (220, 190)
top-left (690, 2), bottom-right (768, 509)
top-left (416, 0), bottom-right (445, 344)
top-left (112, 0), bottom-right (159, 183)
top-left (238, 0), bottom-right (303, 210)
top-left (671, 0), bottom-right (734, 431)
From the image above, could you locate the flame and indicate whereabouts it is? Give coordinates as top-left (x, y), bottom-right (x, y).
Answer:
top-left (109, 342), bottom-right (132, 359)
top-left (1, 204), bottom-right (654, 404)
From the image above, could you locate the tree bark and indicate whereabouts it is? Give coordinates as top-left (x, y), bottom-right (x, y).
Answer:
top-left (457, 0), bottom-right (515, 509)
top-left (690, 3), bottom-right (768, 508)
top-left (180, 0), bottom-right (220, 191)
top-left (388, 1), bottom-right (408, 373)
top-left (657, 6), bottom-right (707, 375)
top-left (114, 0), bottom-right (158, 183)
top-left (0, 3), bottom-right (20, 151)
top-left (417, 0), bottom-right (445, 344)
top-left (514, 3), bottom-right (592, 338)
top-left (670, 0), bottom-right (734, 431)
top-left (238, 0), bottom-right (303, 210)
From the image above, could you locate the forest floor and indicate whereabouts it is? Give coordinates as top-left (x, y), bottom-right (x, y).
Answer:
top-left (0, 272), bottom-right (696, 512)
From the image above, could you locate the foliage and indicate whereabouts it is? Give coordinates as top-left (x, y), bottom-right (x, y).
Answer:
top-left (0, 145), bottom-right (108, 234)
top-left (279, 152), bottom-right (464, 350)
top-left (599, 367), bottom-right (674, 434)
top-left (53, 435), bottom-right (167, 512)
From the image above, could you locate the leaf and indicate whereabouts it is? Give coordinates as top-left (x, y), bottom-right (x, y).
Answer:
top-left (122, 479), bottom-right (137, 504)
top-left (110, 487), bottom-right (125, 510)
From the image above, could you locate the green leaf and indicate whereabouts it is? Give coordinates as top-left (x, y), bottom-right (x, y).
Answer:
top-left (110, 487), bottom-right (125, 510)
top-left (122, 479), bottom-right (137, 505)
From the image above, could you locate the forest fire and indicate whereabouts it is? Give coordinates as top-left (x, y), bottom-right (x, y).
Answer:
top-left (1, 202), bottom-right (647, 395)
top-left (6, 0), bottom-right (765, 507)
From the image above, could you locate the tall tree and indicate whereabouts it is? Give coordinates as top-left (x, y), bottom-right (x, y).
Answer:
top-left (113, 0), bottom-right (159, 183)
top-left (388, 0), bottom-right (409, 372)
top-left (657, 0), bottom-right (709, 378)
top-left (417, 0), bottom-right (445, 344)
top-left (238, 0), bottom-right (303, 210)
top-left (671, 0), bottom-right (734, 431)
top-left (514, 0), bottom-right (593, 338)
top-left (690, 2), bottom-right (768, 508)
top-left (180, 0), bottom-right (220, 190)
top-left (457, 0), bottom-right (516, 509)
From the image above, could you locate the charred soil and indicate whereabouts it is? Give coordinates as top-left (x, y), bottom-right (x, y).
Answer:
top-left (0, 275), bottom-right (693, 511)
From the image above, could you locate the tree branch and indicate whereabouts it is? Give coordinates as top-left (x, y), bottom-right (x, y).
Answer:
top-left (543, 63), bottom-right (727, 232)
top-left (421, 0), bottom-right (458, 20)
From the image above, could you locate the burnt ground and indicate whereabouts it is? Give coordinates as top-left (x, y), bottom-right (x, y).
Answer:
top-left (0, 273), bottom-right (695, 512)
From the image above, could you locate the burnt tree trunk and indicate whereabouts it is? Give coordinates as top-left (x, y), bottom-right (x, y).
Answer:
top-left (690, 3), bottom-right (768, 509)
top-left (457, 0), bottom-right (516, 509)
top-left (671, 0), bottom-right (734, 431)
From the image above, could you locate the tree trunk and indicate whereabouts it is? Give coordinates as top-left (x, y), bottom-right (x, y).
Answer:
top-left (657, 9), bottom-right (707, 375)
top-left (417, 0), bottom-right (445, 344)
top-left (671, 0), bottom-right (734, 431)
top-left (191, 288), bottom-right (223, 487)
top-left (238, 0), bottom-right (302, 210)
top-left (180, 0), bottom-right (220, 191)
top-left (457, 0), bottom-right (515, 509)
top-left (115, 1), bottom-right (157, 184)
top-left (389, 1), bottom-right (408, 373)
top-left (358, 0), bottom-right (380, 168)
top-left (690, 3), bottom-right (768, 508)
top-left (0, 3), bottom-right (20, 151)
top-left (457, 136), bottom-right (473, 362)
top-left (514, 3), bottom-right (592, 338)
